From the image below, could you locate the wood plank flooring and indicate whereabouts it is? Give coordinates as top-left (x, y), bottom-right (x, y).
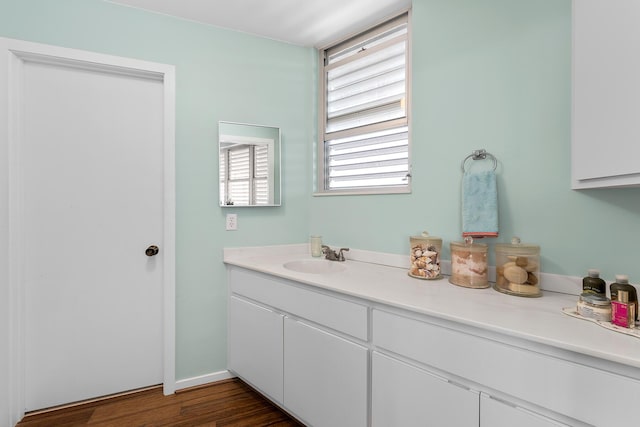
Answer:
top-left (16, 378), bottom-right (304, 427)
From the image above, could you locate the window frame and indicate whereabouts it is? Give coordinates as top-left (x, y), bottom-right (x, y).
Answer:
top-left (220, 136), bottom-right (275, 206)
top-left (316, 9), bottom-right (412, 196)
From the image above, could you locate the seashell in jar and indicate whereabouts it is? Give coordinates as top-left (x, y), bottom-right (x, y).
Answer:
top-left (470, 251), bottom-right (487, 263)
top-left (503, 265), bottom-right (528, 284)
top-left (508, 282), bottom-right (539, 295)
top-left (457, 251), bottom-right (471, 259)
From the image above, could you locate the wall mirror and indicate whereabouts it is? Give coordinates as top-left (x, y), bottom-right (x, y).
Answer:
top-left (219, 121), bottom-right (281, 207)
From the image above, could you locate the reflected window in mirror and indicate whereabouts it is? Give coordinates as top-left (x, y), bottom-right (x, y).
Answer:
top-left (219, 121), bottom-right (281, 207)
top-left (220, 144), bottom-right (269, 205)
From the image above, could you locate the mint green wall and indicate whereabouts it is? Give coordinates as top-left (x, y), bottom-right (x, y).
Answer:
top-left (4, 0), bottom-right (640, 395)
top-left (311, 0), bottom-right (640, 282)
top-left (0, 0), bottom-right (314, 380)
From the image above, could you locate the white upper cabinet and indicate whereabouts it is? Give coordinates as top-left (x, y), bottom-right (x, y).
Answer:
top-left (572, 0), bottom-right (640, 189)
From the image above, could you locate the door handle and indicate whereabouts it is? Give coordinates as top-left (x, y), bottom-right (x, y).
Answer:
top-left (145, 245), bottom-right (159, 257)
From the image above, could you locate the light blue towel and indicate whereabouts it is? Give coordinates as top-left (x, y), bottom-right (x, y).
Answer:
top-left (462, 170), bottom-right (498, 238)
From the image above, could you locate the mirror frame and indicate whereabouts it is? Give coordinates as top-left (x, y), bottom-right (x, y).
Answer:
top-left (218, 121), bottom-right (282, 207)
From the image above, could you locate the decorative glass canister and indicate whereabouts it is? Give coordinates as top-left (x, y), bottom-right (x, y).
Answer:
top-left (409, 232), bottom-right (442, 279)
top-left (450, 237), bottom-right (489, 288)
top-left (494, 236), bottom-right (541, 297)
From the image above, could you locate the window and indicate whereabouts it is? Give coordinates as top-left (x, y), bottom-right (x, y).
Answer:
top-left (220, 143), bottom-right (271, 206)
top-left (318, 12), bottom-right (410, 194)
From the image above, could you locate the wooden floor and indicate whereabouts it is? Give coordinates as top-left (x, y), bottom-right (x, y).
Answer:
top-left (16, 378), bottom-right (304, 427)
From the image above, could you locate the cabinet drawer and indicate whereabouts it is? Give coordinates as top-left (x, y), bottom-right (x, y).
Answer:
top-left (229, 267), bottom-right (368, 340)
top-left (480, 394), bottom-right (568, 427)
top-left (372, 351), bottom-right (478, 427)
top-left (373, 309), bottom-right (639, 426)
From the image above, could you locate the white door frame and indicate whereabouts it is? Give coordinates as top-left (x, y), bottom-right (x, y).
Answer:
top-left (1, 37), bottom-right (176, 425)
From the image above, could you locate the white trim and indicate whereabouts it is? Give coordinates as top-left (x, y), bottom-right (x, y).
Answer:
top-left (7, 50), bottom-right (165, 81)
top-left (220, 134), bottom-right (273, 146)
top-left (175, 370), bottom-right (235, 391)
top-left (7, 38), bottom-right (25, 427)
top-left (313, 186), bottom-right (411, 197)
top-left (8, 40), bottom-right (27, 427)
top-left (2, 37), bottom-right (176, 423)
top-left (162, 56), bottom-right (177, 397)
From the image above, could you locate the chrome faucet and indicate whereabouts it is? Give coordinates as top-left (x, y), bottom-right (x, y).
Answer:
top-left (322, 245), bottom-right (349, 261)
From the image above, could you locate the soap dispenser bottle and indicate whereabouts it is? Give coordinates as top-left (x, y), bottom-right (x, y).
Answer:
top-left (610, 275), bottom-right (638, 321)
top-left (582, 269), bottom-right (606, 295)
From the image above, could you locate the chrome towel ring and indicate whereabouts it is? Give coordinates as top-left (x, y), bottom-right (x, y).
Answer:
top-left (461, 149), bottom-right (497, 173)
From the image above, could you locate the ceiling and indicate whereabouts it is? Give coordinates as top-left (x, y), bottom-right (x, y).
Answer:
top-left (107, 0), bottom-right (411, 48)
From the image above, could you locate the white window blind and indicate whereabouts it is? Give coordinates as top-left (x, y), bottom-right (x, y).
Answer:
top-left (254, 145), bottom-right (269, 205)
top-left (220, 149), bottom-right (227, 205)
top-left (221, 144), bottom-right (270, 206)
top-left (320, 12), bottom-right (410, 193)
top-left (228, 146), bottom-right (251, 206)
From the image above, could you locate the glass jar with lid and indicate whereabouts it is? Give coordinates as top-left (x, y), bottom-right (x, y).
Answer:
top-left (577, 293), bottom-right (611, 322)
top-left (449, 237), bottom-right (488, 288)
top-left (409, 231), bottom-right (442, 280)
top-left (494, 236), bottom-right (541, 297)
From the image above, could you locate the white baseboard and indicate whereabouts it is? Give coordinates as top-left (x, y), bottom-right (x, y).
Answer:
top-left (174, 370), bottom-right (235, 391)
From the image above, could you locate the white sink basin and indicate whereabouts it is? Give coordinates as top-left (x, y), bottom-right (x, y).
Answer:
top-left (283, 259), bottom-right (346, 274)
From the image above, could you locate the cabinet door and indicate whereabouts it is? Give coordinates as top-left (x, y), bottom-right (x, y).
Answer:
top-left (572, 0), bottom-right (640, 188)
top-left (284, 318), bottom-right (368, 427)
top-left (228, 296), bottom-right (284, 404)
top-left (371, 351), bottom-right (478, 427)
top-left (480, 394), bottom-right (568, 427)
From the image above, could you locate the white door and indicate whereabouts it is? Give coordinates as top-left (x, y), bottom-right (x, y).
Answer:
top-left (2, 39), bottom-right (175, 413)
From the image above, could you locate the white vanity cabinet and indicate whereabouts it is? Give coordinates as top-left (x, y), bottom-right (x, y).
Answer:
top-left (371, 349), bottom-right (569, 427)
top-left (226, 255), bottom-right (640, 427)
top-left (227, 266), bottom-right (369, 426)
top-left (371, 351), bottom-right (478, 427)
top-left (372, 308), bottom-right (639, 426)
top-left (284, 318), bottom-right (368, 427)
top-left (572, 0), bottom-right (640, 189)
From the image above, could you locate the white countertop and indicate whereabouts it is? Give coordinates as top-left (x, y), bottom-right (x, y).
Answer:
top-left (224, 244), bottom-right (640, 371)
